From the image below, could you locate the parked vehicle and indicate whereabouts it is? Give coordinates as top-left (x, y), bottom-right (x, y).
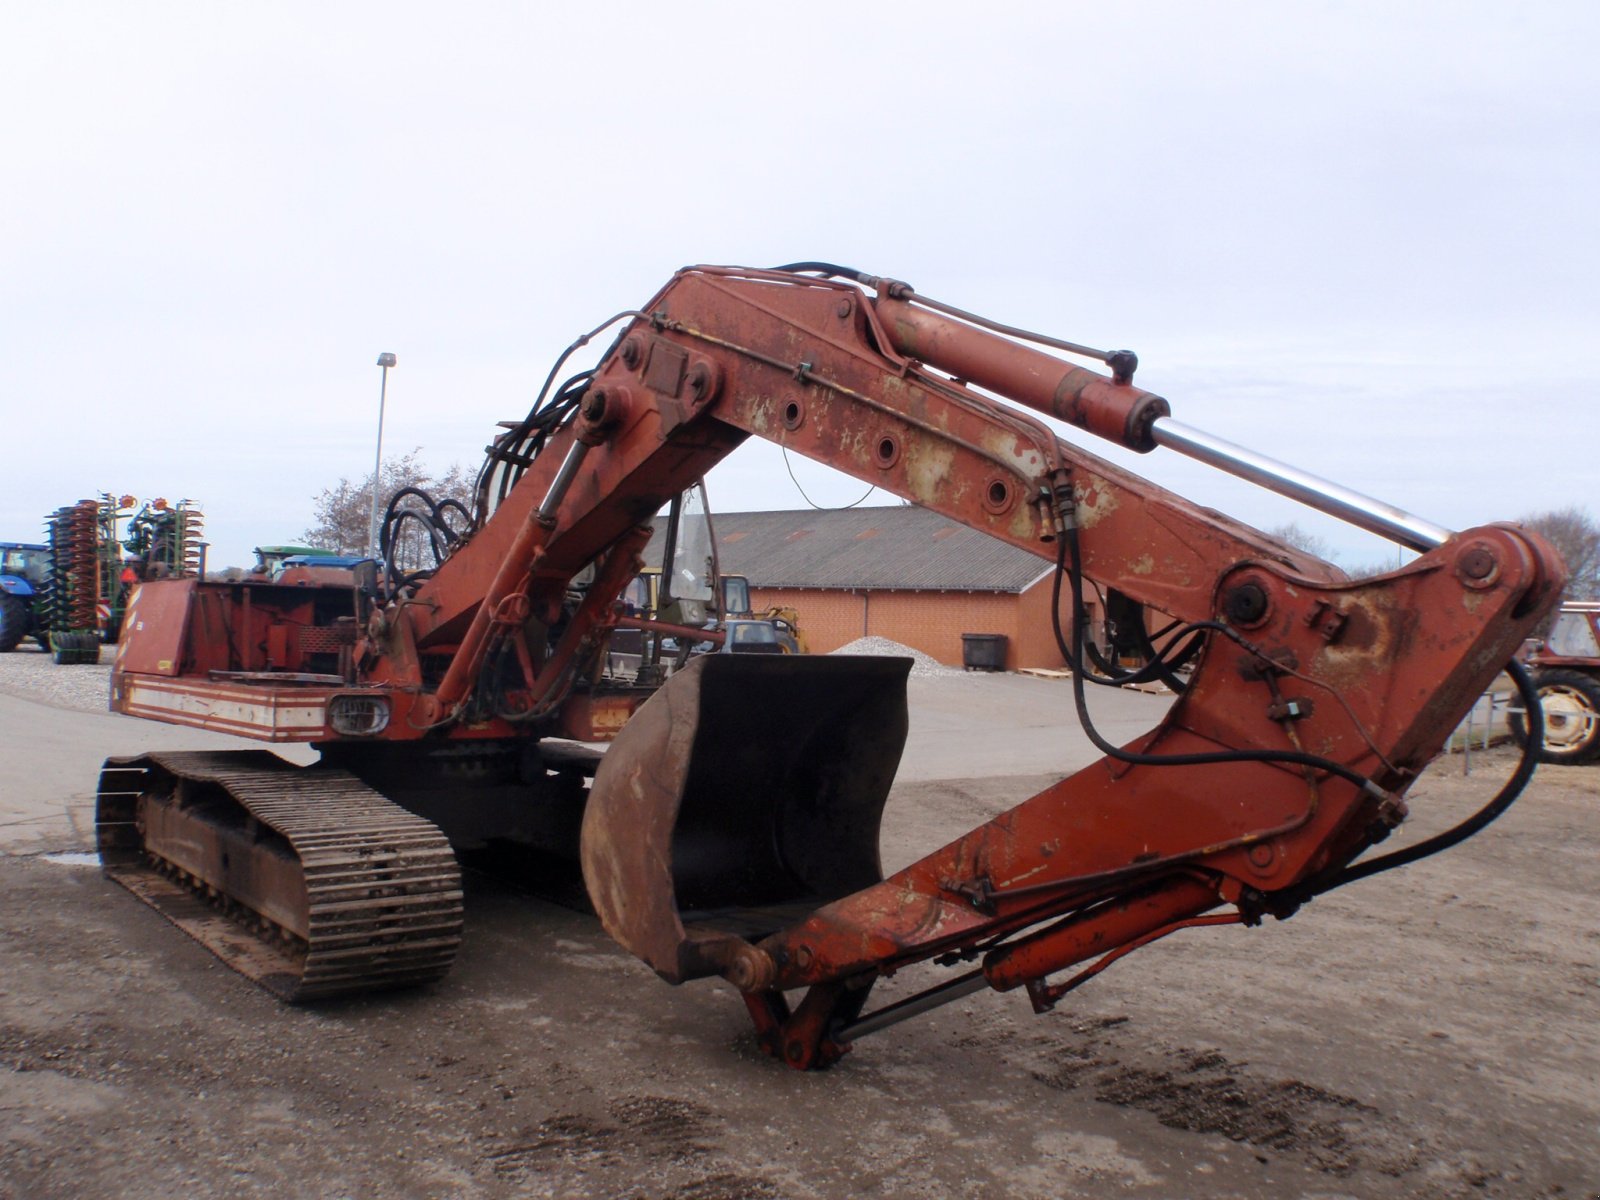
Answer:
top-left (249, 545), bottom-right (344, 577)
top-left (696, 617), bottom-right (786, 655)
top-left (1509, 600), bottom-right (1600, 764)
top-left (0, 542), bottom-right (52, 652)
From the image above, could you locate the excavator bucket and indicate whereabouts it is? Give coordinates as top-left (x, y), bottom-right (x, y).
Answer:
top-left (581, 653), bottom-right (910, 984)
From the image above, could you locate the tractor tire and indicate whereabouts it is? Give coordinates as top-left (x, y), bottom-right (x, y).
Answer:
top-left (51, 630), bottom-right (102, 666)
top-left (1508, 668), bottom-right (1600, 765)
top-left (0, 594), bottom-right (28, 652)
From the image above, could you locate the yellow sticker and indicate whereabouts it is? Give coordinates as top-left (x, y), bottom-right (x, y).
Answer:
top-left (157, 659), bottom-right (172, 671)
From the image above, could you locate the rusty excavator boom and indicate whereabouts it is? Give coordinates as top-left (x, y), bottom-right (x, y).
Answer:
top-left (99, 265), bottom-right (1565, 1068)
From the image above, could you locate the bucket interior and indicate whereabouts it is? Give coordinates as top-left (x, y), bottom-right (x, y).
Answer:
top-left (581, 653), bottom-right (910, 982)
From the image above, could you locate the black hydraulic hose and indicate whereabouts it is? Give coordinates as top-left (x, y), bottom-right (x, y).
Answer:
top-left (769, 261), bottom-right (874, 283)
top-left (1051, 523), bottom-right (1391, 799)
top-left (1304, 659), bottom-right (1543, 892)
top-left (1051, 517), bottom-right (1547, 898)
top-left (473, 371), bottom-right (592, 516)
top-left (1082, 616), bottom-right (1200, 690)
top-left (1048, 534), bottom-right (1202, 690)
top-left (529, 312), bottom-right (642, 421)
top-left (472, 309), bottom-right (645, 522)
top-left (1123, 610), bottom-right (1195, 693)
top-left (434, 499), bottom-right (473, 541)
top-left (380, 486), bottom-right (473, 595)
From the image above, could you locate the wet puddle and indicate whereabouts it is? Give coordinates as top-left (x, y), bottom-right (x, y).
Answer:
top-left (41, 852), bottom-right (100, 867)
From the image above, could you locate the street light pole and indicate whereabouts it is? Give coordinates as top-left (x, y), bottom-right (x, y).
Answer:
top-left (369, 352), bottom-right (397, 559)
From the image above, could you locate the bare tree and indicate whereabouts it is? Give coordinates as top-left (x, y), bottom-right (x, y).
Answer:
top-left (1267, 509), bottom-right (1600, 596)
top-left (1519, 506), bottom-right (1600, 600)
top-left (304, 449), bottom-right (474, 557)
top-left (1266, 522), bottom-right (1332, 561)
top-left (1270, 521), bottom-right (1399, 579)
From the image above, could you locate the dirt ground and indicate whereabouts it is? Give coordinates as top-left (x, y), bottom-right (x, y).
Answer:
top-left (1, 654), bottom-right (1597, 1199)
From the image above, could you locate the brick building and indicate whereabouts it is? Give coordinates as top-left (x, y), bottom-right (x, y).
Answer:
top-left (649, 506), bottom-right (1097, 671)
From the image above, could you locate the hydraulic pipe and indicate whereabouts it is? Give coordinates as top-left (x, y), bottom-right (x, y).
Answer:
top-left (831, 970), bottom-right (990, 1045)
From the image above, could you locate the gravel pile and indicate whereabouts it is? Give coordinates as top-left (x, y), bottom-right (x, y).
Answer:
top-left (0, 645), bottom-right (112, 714)
top-left (830, 635), bottom-right (964, 679)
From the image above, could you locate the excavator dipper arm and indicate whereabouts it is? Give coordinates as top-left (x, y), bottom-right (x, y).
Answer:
top-left (479, 265), bottom-right (1565, 1068)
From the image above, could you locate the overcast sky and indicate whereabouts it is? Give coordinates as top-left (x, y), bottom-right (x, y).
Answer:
top-left (2, 2), bottom-right (1596, 571)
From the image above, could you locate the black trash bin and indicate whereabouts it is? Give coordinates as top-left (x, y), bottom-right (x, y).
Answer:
top-left (961, 633), bottom-right (1008, 671)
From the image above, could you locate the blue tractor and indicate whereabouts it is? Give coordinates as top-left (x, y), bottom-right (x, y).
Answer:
top-left (0, 542), bottom-right (52, 653)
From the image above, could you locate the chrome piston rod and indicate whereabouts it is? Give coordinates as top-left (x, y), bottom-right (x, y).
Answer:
top-left (1150, 418), bottom-right (1451, 552)
top-left (538, 439), bottom-right (592, 523)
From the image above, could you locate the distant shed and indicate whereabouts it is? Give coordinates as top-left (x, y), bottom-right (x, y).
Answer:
top-left (645, 506), bottom-right (1098, 671)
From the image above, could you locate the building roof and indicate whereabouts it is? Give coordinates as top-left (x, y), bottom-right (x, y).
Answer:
top-left (647, 506), bottom-right (1054, 593)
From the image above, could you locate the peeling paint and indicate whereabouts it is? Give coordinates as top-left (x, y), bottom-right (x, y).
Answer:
top-left (905, 441), bottom-right (958, 504)
top-left (978, 425), bottom-right (1045, 477)
top-left (1075, 478), bottom-right (1119, 529)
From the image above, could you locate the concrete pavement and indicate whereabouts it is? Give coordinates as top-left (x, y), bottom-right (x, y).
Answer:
top-left (0, 691), bottom-right (315, 854)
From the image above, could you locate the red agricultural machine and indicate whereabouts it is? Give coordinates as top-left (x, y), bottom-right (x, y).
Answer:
top-left (95, 265), bottom-right (1564, 1069)
top-left (1510, 600), bottom-right (1600, 764)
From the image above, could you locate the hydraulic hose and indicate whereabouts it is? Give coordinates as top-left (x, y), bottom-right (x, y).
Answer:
top-left (1304, 659), bottom-right (1543, 892)
top-left (1050, 511), bottom-right (1545, 900)
top-left (1051, 523), bottom-right (1389, 799)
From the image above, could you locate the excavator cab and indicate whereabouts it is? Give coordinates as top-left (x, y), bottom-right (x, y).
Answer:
top-left (608, 485), bottom-right (719, 680)
top-left (655, 484), bottom-right (716, 628)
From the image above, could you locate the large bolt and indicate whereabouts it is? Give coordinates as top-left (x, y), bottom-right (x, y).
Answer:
top-left (1457, 544), bottom-right (1499, 587)
top-left (619, 336), bottom-right (643, 370)
top-left (684, 362), bottom-right (717, 404)
top-left (1224, 582), bottom-right (1270, 626)
top-left (722, 944), bottom-right (777, 993)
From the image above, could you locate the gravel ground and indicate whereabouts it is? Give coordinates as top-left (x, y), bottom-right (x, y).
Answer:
top-left (0, 643), bottom-right (111, 713)
top-left (1, 728), bottom-right (1595, 1199)
top-left (3, 638), bottom-right (1597, 1198)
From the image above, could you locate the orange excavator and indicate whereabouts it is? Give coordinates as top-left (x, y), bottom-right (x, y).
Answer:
top-left (98, 264), bottom-right (1564, 1068)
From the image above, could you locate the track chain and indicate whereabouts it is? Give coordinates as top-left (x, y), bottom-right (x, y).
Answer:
top-left (96, 750), bottom-right (463, 1002)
